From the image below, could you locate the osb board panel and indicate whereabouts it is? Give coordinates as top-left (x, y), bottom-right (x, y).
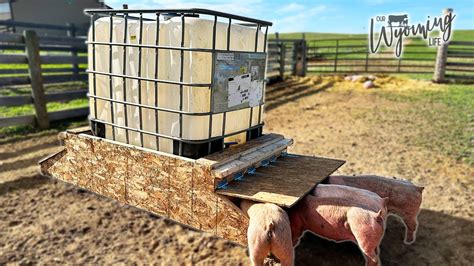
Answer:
top-left (41, 132), bottom-right (248, 246)
top-left (216, 155), bottom-right (345, 208)
top-left (126, 149), bottom-right (169, 217)
top-left (217, 195), bottom-right (249, 245)
top-left (197, 133), bottom-right (285, 169)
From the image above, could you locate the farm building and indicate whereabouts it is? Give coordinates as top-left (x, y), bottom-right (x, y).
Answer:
top-left (0, 0), bottom-right (110, 35)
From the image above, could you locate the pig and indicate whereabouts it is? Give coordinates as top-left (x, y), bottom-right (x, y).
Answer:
top-left (240, 200), bottom-right (294, 266)
top-left (328, 175), bottom-right (424, 244)
top-left (311, 184), bottom-right (388, 217)
top-left (363, 80), bottom-right (375, 89)
top-left (289, 195), bottom-right (385, 266)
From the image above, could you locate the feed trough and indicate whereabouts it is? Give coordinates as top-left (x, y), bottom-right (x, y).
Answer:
top-left (39, 7), bottom-right (345, 246)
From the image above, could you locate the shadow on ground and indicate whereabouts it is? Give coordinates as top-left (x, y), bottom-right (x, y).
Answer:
top-left (294, 209), bottom-right (474, 265)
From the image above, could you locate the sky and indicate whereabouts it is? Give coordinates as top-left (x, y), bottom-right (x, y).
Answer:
top-left (105, 0), bottom-right (474, 33)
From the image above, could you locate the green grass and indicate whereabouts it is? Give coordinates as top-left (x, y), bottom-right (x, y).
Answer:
top-left (0, 98), bottom-right (88, 117)
top-left (374, 83), bottom-right (474, 165)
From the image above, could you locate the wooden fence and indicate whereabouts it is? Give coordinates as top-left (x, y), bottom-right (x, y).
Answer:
top-left (306, 38), bottom-right (437, 75)
top-left (267, 39), bottom-right (305, 81)
top-left (0, 27), bottom-right (88, 129)
top-left (443, 41), bottom-right (474, 82)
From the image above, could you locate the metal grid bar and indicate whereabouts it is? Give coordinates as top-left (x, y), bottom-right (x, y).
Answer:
top-left (86, 41), bottom-right (268, 54)
top-left (108, 13), bottom-right (116, 140)
top-left (86, 8), bottom-right (270, 157)
top-left (91, 14), bottom-right (98, 122)
top-left (89, 117), bottom-right (264, 144)
top-left (154, 12), bottom-right (160, 149)
top-left (122, 7), bottom-right (130, 144)
top-left (85, 8), bottom-right (273, 26)
top-left (178, 14), bottom-right (185, 156)
top-left (207, 15), bottom-right (217, 154)
top-left (88, 93), bottom-right (266, 115)
top-left (137, 13), bottom-right (144, 147)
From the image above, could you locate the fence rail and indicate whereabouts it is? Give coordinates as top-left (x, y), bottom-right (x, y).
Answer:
top-left (306, 38), bottom-right (437, 75)
top-left (0, 27), bottom-right (88, 129)
top-left (443, 41), bottom-right (474, 82)
top-left (0, 19), bottom-right (88, 36)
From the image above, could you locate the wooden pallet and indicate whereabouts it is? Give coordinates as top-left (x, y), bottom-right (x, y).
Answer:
top-left (40, 127), bottom-right (344, 246)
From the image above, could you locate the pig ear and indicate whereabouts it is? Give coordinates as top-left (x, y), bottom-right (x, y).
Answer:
top-left (416, 186), bottom-right (425, 192)
top-left (377, 210), bottom-right (383, 218)
top-left (382, 197), bottom-right (389, 205)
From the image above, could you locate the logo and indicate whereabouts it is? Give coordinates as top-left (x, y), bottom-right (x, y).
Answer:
top-left (369, 12), bottom-right (456, 57)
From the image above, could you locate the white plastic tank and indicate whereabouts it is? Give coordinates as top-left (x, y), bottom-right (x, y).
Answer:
top-left (88, 15), bottom-right (265, 154)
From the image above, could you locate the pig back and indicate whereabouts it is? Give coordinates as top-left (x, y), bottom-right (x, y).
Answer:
top-left (312, 184), bottom-right (385, 212)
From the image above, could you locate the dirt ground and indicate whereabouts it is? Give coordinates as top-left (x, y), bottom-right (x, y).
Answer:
top-left (1, 75), bottom-right (473, 265)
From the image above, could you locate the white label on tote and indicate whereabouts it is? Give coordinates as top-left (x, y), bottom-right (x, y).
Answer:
top-left (249, 80), bottom-right (263, 107)
top-left (217, 53), bottom-right (234, 61)
top-left (227, 73), bottom-right (251, 107)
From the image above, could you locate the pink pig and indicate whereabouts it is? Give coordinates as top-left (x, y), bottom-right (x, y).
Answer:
top-left (289, 195), bottom-right (385, 266)
top-left (328, 175), bottom-right (424, 244)
top-left (240, 200), bottom-right (294, 266)
top-left (311, 184), bottom-right (389, 217)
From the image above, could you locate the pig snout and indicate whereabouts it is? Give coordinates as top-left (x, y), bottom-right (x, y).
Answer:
top-left (328, 175), bottom-right (424, 244)
top-left (241, 200), bottom-right (294, 266)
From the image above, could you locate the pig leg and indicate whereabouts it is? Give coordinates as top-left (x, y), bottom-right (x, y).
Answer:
top-left (247, 238), bottom-right (268, 266)
top-left (270, 224), bottom-right (294, 266)
top-left (351, 223), bottom-right (382, 266)
top-left (247, 225), bottom-right (269, 266)
top-left (401, 213), bottom-right (418, 244)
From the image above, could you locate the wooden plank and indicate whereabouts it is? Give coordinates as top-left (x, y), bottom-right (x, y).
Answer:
top-left (40, 55), bottom-right (87, 65)
top-left (38, 35), bottom-right (86, 44)
top-left (0, 19), bottom-right (87, 32)
top-left (48, 107), bottom-right (89, 121)
top-left (446, 62), bottom-right (474, 67)
top-left (24, 30), bottom-right (49, 129)
top-left (0, 95), bottom-right (32, 106)
top-left (196, 133), bottom-right (285, 169)
top-left (45, 89), bottom-right (87, 102)
top-left (449, 41), bottom-right (474, 46)
top-left (0, 67), bottom-right (85, 75)
top-left (213, 138), bottom-right (293, 179)
top-left (0, 54), bottom-right (27, 64)
top-left (216, 155), bottom-right (345, 207)
top-left (445, 74), bottom-right (474, 80)
top-left (0, 68), bottom-right (28, 74)
top-left (0, 114), bottom-right (35, 127)
top-left (0, 33), bottom-right (24, 44)
top-left (43, 74), bottom-right (87, 84)
top-left (0, 89), bottom-right (87, 107)
top-left (0, 76), bottom-right (30, 86)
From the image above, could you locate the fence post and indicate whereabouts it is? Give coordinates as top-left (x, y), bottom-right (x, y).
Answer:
top-left (365, 49), bottom-right (369, 72)
top-left (67, 22), bottom-right (79, 78)
top-left (334, 40), bottom-right (339, 72)
top-left (433, 8), bottom-right (453, 83)
top-left (24, 30), bottom-right (49, 129)
top-left (301, 38), bottom-right (307, 77)
top-left (279, 42), bottom-right (286, 79)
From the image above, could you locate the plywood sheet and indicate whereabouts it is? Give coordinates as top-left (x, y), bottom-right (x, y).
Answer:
top-left (216, 154), bottom-right (345, 208)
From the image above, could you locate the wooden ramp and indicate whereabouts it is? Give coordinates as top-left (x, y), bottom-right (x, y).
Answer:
top-left (216, 155), bottom-right (345, 207)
